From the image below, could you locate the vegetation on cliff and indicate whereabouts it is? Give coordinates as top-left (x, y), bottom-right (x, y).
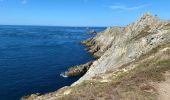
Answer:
top-left (22, 13), bottom-right (170, 100)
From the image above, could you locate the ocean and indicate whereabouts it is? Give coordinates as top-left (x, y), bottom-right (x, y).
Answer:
top-left (0, 25), bottom-right (105, 100)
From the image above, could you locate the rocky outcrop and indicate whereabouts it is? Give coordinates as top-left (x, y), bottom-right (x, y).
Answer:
top-left (82, 27), bottom-right (124, 58)
top-left (61, 61), bottom-right (93, 77)
top-left (87, 30), bottom-right (97, 34)
top-left (74, 12), bottom-right (170, 85)
top-left (22, 13), bottom-right (170, 100)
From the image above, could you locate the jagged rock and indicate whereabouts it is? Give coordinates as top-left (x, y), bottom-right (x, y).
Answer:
top-left (22, 13), bottom-right (170, 100)
top-left (73, 12), bottom-right (170, 85)
top-left (62, 61), bottom-right (93, 77)
top-left (87, 30), bottom-right (97, 34)
top-left (82, 27), bottom-right (124, 58)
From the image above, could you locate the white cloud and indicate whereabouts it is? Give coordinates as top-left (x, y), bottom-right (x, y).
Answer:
top-left (110, 4), bottom-right (150, 11)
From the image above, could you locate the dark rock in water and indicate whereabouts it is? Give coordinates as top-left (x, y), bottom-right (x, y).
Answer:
top-left (80, 38), bottom-right (93, 46)
top-left (87, 30), bottom-right (97, 34)
top-left (22, 13), bottom-right (170, 100)
top-left (62, 61), bottom-right (93, 77)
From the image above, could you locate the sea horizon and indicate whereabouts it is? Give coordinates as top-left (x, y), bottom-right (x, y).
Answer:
top-left (0, 24), bottom-right (108, 28)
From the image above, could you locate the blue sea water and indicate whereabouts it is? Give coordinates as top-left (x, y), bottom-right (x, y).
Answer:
top-left (0, 25), bottom-right (105, 100)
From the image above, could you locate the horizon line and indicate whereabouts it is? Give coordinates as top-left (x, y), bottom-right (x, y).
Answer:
top-left (0, 24), bottom-right (110, 28)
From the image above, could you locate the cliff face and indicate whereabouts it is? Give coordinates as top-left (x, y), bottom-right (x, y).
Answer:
top-left (81, 26), bottom-right (124, 58)
top-left (74, 13), bottom-right (170, 85)
top-left (23, 13), bottom-right (170, 100)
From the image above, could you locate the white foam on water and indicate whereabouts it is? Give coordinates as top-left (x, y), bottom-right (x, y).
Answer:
top-left (60, 73), bottom-right (68, 78)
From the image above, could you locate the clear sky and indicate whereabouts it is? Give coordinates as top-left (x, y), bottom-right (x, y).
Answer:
top-left (0, 0), bottom-right (169, 26)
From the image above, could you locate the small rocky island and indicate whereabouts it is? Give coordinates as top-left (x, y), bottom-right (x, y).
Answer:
top-left (23, 13), bottom-right (170, 100)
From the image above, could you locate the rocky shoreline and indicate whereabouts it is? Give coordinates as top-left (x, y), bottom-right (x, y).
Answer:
top-left (61, 61), bottom-right (93, 77)
top-left (22, 13), bottom-right (170, 100)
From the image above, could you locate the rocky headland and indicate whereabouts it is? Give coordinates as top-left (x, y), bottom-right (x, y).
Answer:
top-left (22, 13), bottom-right (170, 100)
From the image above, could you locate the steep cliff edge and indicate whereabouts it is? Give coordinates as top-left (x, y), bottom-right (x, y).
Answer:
top-left (81, 26), bottom-right (124, 58)
top-left (74, 13), bottom-right (170, 85)
top-left (23, 13), bottom-right (170, 100)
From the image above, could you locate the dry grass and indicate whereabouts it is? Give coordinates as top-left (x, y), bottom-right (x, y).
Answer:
top-left (59, 43), bottom-right (170, 100)
top-left (165, 23), bottom-right (170, 27)
top-left (23, 43), bottom-right (170, 100)
top-left (130, 25), bottom-right (152, 41)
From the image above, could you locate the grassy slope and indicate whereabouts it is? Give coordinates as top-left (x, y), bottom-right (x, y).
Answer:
top-left (23, 23), bottom-right (170, 100)
top-left (55, 43), bottom-right (170, 100)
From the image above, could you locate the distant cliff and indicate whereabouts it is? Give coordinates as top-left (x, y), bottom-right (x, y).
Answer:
top-left (23, 13), bottom-right (170, 100)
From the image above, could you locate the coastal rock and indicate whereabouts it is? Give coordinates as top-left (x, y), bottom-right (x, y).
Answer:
top-left (23, 13), bottom-right (170, 100)
top-left (61, 61), bottom-right (93, 77)
top-left (82, 27), bottom-right (124, 58)
top-left (87, 30), bottom-right (97, 34)
top-left (74, 12), bottom-right (170, 85)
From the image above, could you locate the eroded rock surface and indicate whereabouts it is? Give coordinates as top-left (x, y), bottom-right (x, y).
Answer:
top-left (22, 13), bottom-right (170, 100)
top-left (61, 61), bottom-right (93, 77)
top-left (74, 12), bottom-right (170, 85)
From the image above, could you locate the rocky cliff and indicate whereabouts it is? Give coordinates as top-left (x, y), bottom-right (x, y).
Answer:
top-left (23, 13), bottom-right (170, 100)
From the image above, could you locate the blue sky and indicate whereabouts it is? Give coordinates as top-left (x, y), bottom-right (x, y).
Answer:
top-left (0, 0), bottom-right (169, 26)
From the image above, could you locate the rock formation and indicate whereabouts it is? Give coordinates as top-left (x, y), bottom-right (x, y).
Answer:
top-left (22, 13), bottom-right (170, 100)
top-left (87, 29), bottom-right (97, 34)
top-left (61, 61), bottom-right (93, 77)
top-left (74, 12), bottom-right (170, 85)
